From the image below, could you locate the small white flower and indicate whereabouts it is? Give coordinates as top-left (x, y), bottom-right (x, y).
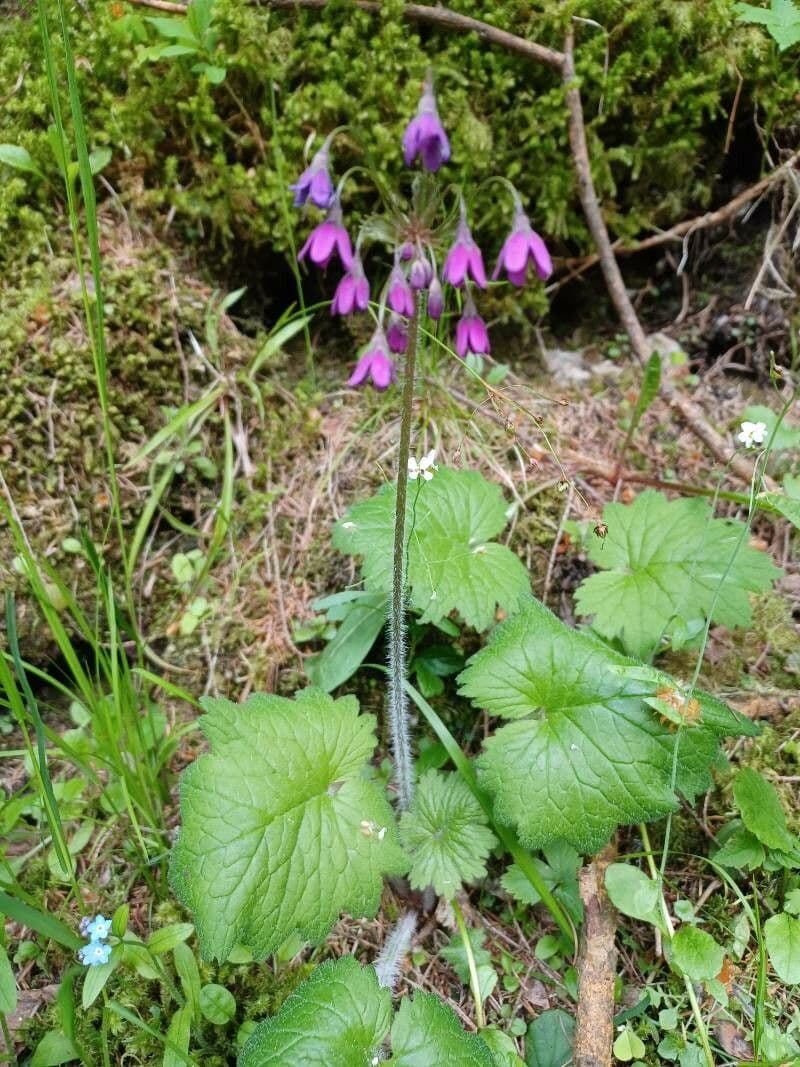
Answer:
top-left (377, 826), bottom-right (387, 841)
top-left (429, 590), bottom-right (437, 601)
top-left (342, 521), bottom-right (356, 530)
top-left (737, 420), bottom-right (768, 449)
top-left (408, 449), bottom-right (438, 481)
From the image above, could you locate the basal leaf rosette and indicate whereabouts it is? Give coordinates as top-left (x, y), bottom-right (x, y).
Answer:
top-left (458, 599), bottom-right (758, 854)
top-left (400, 770), bottom-right (497, 898)
top-left (574, 490), bottom-right (781, 660)
top-left (170, 689), bottom-right (407, 962)
top-left (332, 468), bottom-right (529, 631)
top-left (239, 956), bottom-right (494, 1066)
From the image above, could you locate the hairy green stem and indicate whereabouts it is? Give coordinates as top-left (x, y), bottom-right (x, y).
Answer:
top-left (388, 295), bottom-right (423, 812)
top-left (452, 898), bottom-right (486, 1030)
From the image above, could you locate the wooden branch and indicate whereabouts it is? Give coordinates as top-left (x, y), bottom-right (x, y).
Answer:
top-left (123, 0), bottom-right (566, 69)
top-left (574, 842), bottom-right (618, 1067)
top-left (562, 31), bottom-right (757, 485)
top-left (558, 148), bottom-right (800, 276)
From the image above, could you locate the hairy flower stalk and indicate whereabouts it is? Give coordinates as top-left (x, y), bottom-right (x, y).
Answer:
top-left (388, 292), bottom-right (424, 812)
top-left (374, 911), bottom-right (418, 991)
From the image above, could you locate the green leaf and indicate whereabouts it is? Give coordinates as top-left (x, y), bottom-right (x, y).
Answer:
top-left (400, 770), bottom-right (496, 897)
top-left (306, 593), bottom-right (386, 692)
top-left (733, 767), bottom-right (795, 851)
top-left (764, 912), bottom-right (800, 983)
top-left (173, 941), bottom-right (201, 1020)
top-left (239, 957), bottom-right (391, 1065)
top-left (0, 942), bottom-right (16, 1014)
top-left (458, 599), bottom-right (756, 852)
top-left (524, 1009), bottom-right (575, 1067)
top-left (199, 983), bottom-right (236, 1024)
top-left (735, 0), bottom-right (800, 48)
top-left (0, 892), bottom-right (82, 950)
top-left (480, 1026), bottom-right (526, 1067)
top-left (760, 474), bottom-right (800, 529)
top-left (30, 1030), bottom-right (79, 1067)
top-left (389, 991), bottom-right (494, 1065)
top-left (163, 1003), bottom-right (192, 1067)
top-left (82, 952), bottom-right (118, 1009)
top-left (613, 1026), bottom-right (646, 1062)
top-left (201, 64), bottom-right (227, 84)
top-left (628, 352), bottom-right (661, 433)
top-left (713, 825), bottom-right (765, 870)
top-left (147, 923), bottom-right (195, 956)
top-left (334, 469), bottom-right (529, 631)
top-left (672, 927), bottom-right (725, 982)
top-left (605, 864), bottom-right (664, 929)
top-left (239, 957), bottom-right (494, 1065)
top-left (501, 842), bottom-right (583, 925)
top-left (170, 689), bottom-right (407, 960)
top-left (574, 490), bottom-right (781, 659)
top-left (0, 143), bottom-right (44, 178)
top-left (145, 16), bottom-right (200, 43)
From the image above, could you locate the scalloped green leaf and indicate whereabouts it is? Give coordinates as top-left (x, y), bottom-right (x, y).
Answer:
top-left (458, 599), bottom-right (757, 853)
top-left (400, 770), bottom-right (497, 898)
top-left (389, 990), bottom-right (494, 1065)
top-left (574, 490), bottom-right (781, 660)
top-left (170, 689), bottom-right (407, 961)
top-left (333, 468), bottom-right (529, 631)
top-left (238, 957), bottom-right (494, 1066)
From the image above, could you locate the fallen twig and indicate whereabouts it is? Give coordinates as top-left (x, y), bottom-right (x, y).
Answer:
top-left (574, 841), bottom-right (618, 1067)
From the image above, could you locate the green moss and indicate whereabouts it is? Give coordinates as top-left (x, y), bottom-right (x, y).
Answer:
top-left (2, 0), bottom-right (798, 278)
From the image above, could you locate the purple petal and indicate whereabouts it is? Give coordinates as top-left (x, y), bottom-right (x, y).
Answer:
top-left (371, 352), bottom-right (395, 389)
top-left (503, 232), bottom-right (529, 274)
top-left (507, 268), bottom-right (527, 286)
top-left (468, 246), bottom-right (487, 289)
top-left (310, 168), bottom-right (334, 209)
top-left (348, 353), bottom-right (371, 387)
top-left (354, 277), bottom-right (370, 310)
top-left (444, 245), bottom-right (469, 287)
top-left (528, 230), bottom-right (553, 280)
top-left (455, 317), bottom-right (469, 358)
top-left (298, 232), bottom-right (313, 262)
top-left (402, 117), bottom-right (423, 167)
top-left (469, 316), bottom-right (490, 354)
top-left (332, 275), bottom-right (355, 315)
top-left (334, 226), bottom-right (353, 270)
top-left (310, 222), bottom-right (336, 266)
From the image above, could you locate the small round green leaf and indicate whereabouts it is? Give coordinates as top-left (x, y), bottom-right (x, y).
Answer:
top-left (672, 926), bottom-right (725, 982)
top-left (613, 1026), bottom-right (646, 1062)
top-left (605, 864), bottom-right (662, 928)
top-left (733, 768), bottom-right (794, 852)
top-left (199, 983), bottom-right (236, 1024)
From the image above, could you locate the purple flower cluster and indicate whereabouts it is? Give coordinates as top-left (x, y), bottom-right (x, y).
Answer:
top-left (290, 73), bottom-right (553, 388)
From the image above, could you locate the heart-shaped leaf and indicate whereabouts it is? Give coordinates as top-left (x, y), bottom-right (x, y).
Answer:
top-left (459, 599), bottom-right (757, 853)
top-left (170, 689), bottom-right (407, 961)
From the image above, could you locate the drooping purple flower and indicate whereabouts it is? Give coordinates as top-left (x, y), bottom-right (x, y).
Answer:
top-left (455, 293), bottom-right (490, 358)
top-left (402, 72), bottom-right (451, 172)
top-left (387, 261), bottom-right (414, 316)
top-left (399, 241), bottom-right (414, 261)
top-left (387, 312), bottom-right (408, 353)
top-left (289, 143), bottom-right (335, 209)
top-left (298, 202), bottom-right (353, 270)
top-left (348, 327), bottom-right (397, 390)
top-left (443, 211), bottom-right (487, 289)
top-left (409, 255), bottom-right (433, 290)
top-left (428, 277), bottom-right (444, 320)
top-left (331, 253), bottom-right (370, 315)
top-left (493, 204), bottom-right (552, 284)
